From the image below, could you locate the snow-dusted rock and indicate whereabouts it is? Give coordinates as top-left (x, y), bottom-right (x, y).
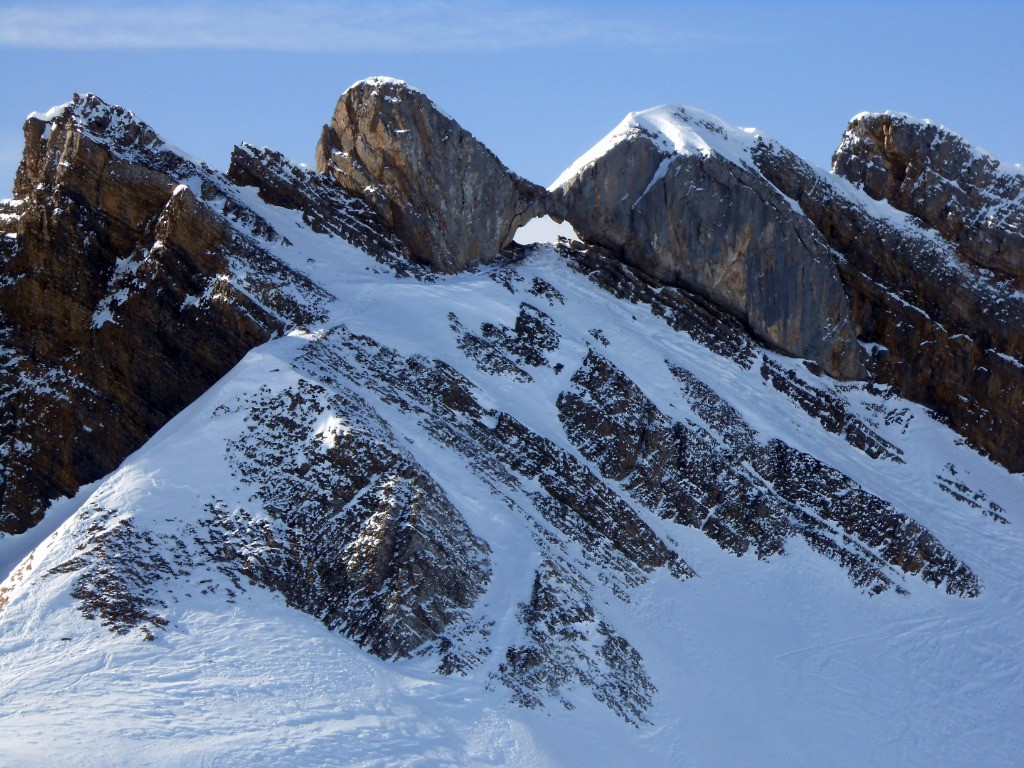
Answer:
top-left (0, 95), bottom-right (361, 535)
top-left (834, 112), bottom-right (1024, 281)
top-left (550, 106), bottom-right (861, 380)
top-left (751, 129), bottom-right (1024, 472)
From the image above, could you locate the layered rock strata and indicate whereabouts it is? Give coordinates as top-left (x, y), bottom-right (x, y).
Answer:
top-left (833, 112), bottom-right (1024, 282)
top-left (750, 131), bottom-right (1024, 471)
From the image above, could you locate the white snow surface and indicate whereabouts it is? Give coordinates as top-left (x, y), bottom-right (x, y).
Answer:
top-left (26, 101), bottom-right (72, 122)
top-left (513, 215), bottom-right (579, 245)
top-left (550, 104), bottom-right (761, 189)
top-left (1, 114), bottom-right (1024, 767)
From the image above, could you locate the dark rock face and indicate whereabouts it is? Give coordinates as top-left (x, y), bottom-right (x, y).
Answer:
top-left (315, 77), bottom-right (548, 273)
top-left (833, 112), bottom-right (1024, 282)
top-left (0, 95), bottom-right (368, 535)
top-left (498, 558), bottom-right (657, 725)
top-left (550, 107), bottom-right (861, 379)
top-left (292, 325), bottom-right (692, 718)
top-left (749, 135), bottom-right (1024, 472)
top-left (217, 375), bottom-right (492, 662)
top-left (557, 348), bottom-right (977, 597)
top-left (561, 243), bottom-right (907, 463)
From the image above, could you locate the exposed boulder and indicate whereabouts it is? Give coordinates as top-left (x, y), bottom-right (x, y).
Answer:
top-left (315, 77), bottom-right (548, 273)
top-left (833, 112), bottom-right (1024, 282)
top-left (550, 106), bottom-right (860, 380)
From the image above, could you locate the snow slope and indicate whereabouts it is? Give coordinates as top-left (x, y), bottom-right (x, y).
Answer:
top-left (1, 111), bottom-right (1023, 767)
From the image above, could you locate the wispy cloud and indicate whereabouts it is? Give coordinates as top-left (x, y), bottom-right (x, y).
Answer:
top-left (0, 1), bottom-right (726, 53)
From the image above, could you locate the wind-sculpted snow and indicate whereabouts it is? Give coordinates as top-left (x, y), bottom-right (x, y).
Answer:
top-left (2, 224), bottom-right (1021, 762)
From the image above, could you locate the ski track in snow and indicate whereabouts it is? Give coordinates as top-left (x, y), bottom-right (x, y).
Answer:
top-left (1, 147), bottom-right (1024, 767)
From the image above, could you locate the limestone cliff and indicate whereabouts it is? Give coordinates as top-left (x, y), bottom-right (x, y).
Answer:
top-left (549, 106), bottom-right (861, 380)
top-left (315, 77), bottom-right (547, 273)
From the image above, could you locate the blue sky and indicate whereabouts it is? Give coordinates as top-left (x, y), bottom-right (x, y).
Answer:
top-left (1, 0), bottom-right (1022, 198)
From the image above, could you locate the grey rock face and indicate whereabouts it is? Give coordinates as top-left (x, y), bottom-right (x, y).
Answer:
top-left (316, 77), bottom-right (548, 273)
top-left (833, 112), bottom-right (1024, 281)
top-left (750, 133), bottom-right (1024, 472)
top-left (550, 107), bottom-right (860, 379)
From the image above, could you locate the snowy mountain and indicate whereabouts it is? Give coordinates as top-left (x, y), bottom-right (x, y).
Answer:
top-left (1, 81), bottom-right (1022, 767)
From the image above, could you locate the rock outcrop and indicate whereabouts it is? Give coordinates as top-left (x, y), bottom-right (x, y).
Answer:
top-left (0, 94), bottom-right (379, 534)
top-left (315, 77), bottom-right (548, 273)
top-left (550, 106), bottom-right (861, 380)
top-left (549, 101), bottom-right (1024, 471)
top-left (833, 112), bottom-right (1024, 282)
top-left (748, 131), bottom-right (1024, 472)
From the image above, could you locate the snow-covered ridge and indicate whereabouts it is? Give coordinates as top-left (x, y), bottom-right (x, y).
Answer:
top-left (22, 94), bottom-right (216, 190)
top-left (551, 104), bottom-right (763, 189)
top-left (556, 99), bottom-right (1022, 308)
top-left (2, 229), bottom-right (1023, 764)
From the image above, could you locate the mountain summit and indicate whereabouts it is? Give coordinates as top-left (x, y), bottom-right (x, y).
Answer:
top-left (0, 80), bottom-right (1022, 767)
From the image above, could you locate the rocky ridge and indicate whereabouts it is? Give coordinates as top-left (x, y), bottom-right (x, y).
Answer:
top-left (0, 95), bottom-right (314, 535)
top-left (0, 81), bottom-right (1021, 733)
top-left (834, 111), bottom-right (1024, 282)
top-left (750, 129), bottom-right (1024, 471)
top-left (541, 102), bottom-right (1024, 471)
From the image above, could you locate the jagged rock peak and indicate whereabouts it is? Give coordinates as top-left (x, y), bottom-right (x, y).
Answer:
top-left (0, 92), bottom-right (330, 535)
top-left (15, 93), bottom-right (192, 196)
top-left (833, 111), bottom-right (1024, 281)
top-left (315, 76), bottom-right (548, 273)
top-left (550, 104), bottom-right (861, 380)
